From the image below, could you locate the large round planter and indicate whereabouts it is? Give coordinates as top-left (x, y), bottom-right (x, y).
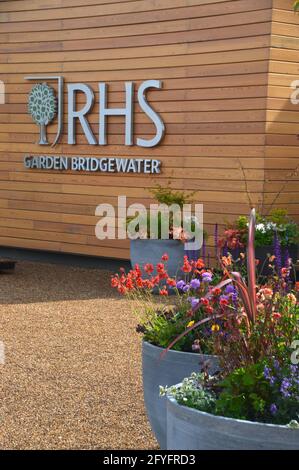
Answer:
top-left (142, 341), bottom-right (219, 449)
top-left (130, 239), bottom-right (185, 278)
top-left (166, 391), bottom-right (299, 450)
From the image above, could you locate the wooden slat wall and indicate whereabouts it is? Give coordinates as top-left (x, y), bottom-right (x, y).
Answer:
top-left (265, 0), bottom-right (299, 221)
top-left (0, 0), bottom-right (289, 260)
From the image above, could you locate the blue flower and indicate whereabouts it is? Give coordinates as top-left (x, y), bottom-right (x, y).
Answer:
top-left (270, 403), bottom-right (278, 415)
top-left (182, 285), bottom-right (190, 293)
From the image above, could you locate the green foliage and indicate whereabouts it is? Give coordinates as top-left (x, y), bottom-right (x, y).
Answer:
top-left (149, 184), bottom-right (196, 208)
top-left (160, 373), bottom-right (217, 414)
top-left (294, 1), bottom-right (299, 12)
top-left (142, 305), bottom-right (214, 353)
top-left (125, 184), bottom-right (207, 240)
top-left (235, 209), bottom-right (299, 247)
top-left (215, 363), bottom-right (271, 422)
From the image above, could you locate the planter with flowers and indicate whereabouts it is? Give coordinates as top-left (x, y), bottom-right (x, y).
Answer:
top-left (218, 209), bottom-right (299, 277)
top-left (127, 185), bottom-right (205, 278)
top-left (161, 209), bottom-right (299, 450)
top-left (111, 255), bottom-right (234, 448)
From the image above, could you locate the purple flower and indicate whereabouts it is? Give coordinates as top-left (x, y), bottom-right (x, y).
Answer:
top-left (225, 285), bottom-right (235, 294)
top-left (280, 378), bottom-right (291, 398)
top-left (273, 360), bottom-right (281, 371)
top-left (264, 366), bottom-right (272, 381)
top-left (202, 272), bottom-right (213, 283)
top-left (182, 284), bottom-right (190, 293)
top-left (176, 280), bottom-right (185, 290)
top-left (270, 403), bottom-right (278, 415)
top-left (189, 297), bottom-right (200, 309)
top-left (190, 278), bottom-right (201, 290)
top-left (223, 242), bottom-right (228, 257)
top-left (273, 231), bottom-right (282, 275)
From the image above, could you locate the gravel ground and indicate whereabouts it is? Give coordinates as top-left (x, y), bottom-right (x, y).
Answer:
top-left (0, 261), bottom-right (157, 450)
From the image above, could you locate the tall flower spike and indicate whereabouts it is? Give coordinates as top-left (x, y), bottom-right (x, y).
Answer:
top-left (247, 208), bottom-right (257, 323)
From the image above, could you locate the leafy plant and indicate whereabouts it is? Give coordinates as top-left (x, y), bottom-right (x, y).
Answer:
top-left (294, 1), bottom-right (299, 12)
top-left (160, 372), bottom-right (217, 414)
top-left (126, 184), bottom-right (207, 241)
top-left (220, 209), bottom-right (299, 248)
top-left (149, 184), bottom-right (196, 208)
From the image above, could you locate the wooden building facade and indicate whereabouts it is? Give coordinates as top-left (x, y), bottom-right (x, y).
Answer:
top-left (0, 0), bottom-right (298, 260)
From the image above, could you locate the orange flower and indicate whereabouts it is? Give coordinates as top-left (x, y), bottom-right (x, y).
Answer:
top-left (222, 256), bottom-right (232, 267)
top-left (195, 258), bottom-right (205, 269)
top-left (166, 278), bottom-right (176, 287)
top-left (296, 282), bottom-right (299, 292)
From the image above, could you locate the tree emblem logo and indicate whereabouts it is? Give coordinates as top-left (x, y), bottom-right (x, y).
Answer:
top-left (28, 82), bottom-right (57, 145)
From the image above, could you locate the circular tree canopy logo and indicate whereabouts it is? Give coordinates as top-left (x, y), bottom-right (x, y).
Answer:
top-left (28, 82), bottom-right (57, 145)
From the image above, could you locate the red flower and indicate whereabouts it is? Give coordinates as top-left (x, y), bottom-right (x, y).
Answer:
top-left (161, 253), bottom-right (169, 261)
top-left (159, 288), bottom-right (168, 296)
top-left (220, 298), bottom-right (229, 307)
top-left (205, 305), bottom-right (214, 315)
top-left (272, 312), bottom-right (282, 320)
top-left (166, 278), bottom-right (176, 287)
top-left (182, 256), bottom-right (192, 273)
top-left (111, 277), bottom-right (119, 288)
top-left (200, 298), bottom-right (209, 306)
top-left (118, 285), bottom-right (127, 295)
top-left (144, 263), bottom-right (154, 274)
top-left (212, 287), bottom-right (221, 296)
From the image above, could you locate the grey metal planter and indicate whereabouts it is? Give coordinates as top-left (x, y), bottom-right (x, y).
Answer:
top-left (130, 239), bottom-right (185, 278)
top-left (166, 391), bottom-right (299, 450)
top-left (142, 341), bottom-right (219, 449)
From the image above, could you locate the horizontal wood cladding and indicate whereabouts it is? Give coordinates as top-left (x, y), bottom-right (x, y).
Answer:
top-left (0, 0), bottom-right (297, 260)
top-left (265, 0), bottom-right (299, 222)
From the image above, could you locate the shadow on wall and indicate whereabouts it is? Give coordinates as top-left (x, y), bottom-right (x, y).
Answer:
top-left (0, 259), bottom-right (127, 305)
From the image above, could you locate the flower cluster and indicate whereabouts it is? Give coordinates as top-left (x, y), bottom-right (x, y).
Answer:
top-left (263, 361), bottom-right (299, 424)
top-left (111, 254), bottom-right (177, 297)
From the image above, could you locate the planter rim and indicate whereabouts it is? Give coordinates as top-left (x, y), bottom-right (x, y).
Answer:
top-left (167, 384), bottom-right (299, 431)
top-left (143, 340), bottom-right (219, 361)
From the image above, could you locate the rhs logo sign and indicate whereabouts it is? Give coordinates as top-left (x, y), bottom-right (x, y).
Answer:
top-left (25, 76), bottom-right (165, 148)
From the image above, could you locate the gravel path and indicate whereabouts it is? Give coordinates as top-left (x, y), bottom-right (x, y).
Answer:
top-left (0, 261), bottom-right (157, 450)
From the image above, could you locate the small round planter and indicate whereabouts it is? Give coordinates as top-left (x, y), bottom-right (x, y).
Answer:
top-left (130, 239), bottom-right (185, 278)
top-left (142, 341), bottom-right (219, 449)
top-left (166, 390), bottom-right (299, 450)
